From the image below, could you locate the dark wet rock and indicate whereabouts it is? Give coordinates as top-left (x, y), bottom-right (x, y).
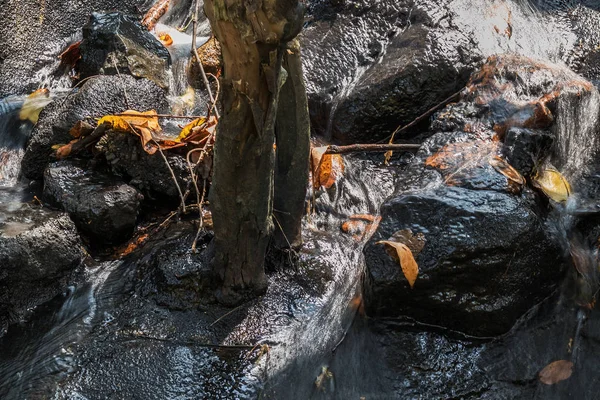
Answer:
top-left (136, 222), bottom-right (214, 310)
top-left (502, 127), bottom-right (554, 176)
top-left (78, 12), bottom-right (172, 89)
top-left (0, 0), bottom-right (146, 97)
top-left (43, 160), bottom-right (143, 243)
top-left (96, 130), bottom-right (190, 200)
top-left (302, 0), bottom-right (481, 143)
top-left (0, 214), bottom-right (83, 331)
top-left (364, 185), bottom-right (566, 336)
top-left (21, 75), bottom-right (168, 180)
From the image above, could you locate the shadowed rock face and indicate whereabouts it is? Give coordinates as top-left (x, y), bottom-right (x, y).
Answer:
top-left (0, 213), bottom-right (84, 331)
top-left (20, 75), bottom-right (168, 180)
top-left (43, 160), bottom-right (143, 244)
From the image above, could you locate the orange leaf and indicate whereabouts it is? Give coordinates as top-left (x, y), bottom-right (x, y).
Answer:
top-left (56, 143), bottom-right (73, 159)
top-left (98, 110), bottom-right (161, 154)
top-left (318, 154), bottom-right (344, 189)
top-left (69, 120), bottom-right (94, 138)
top-left (157, 32), bottom-right (173, 46)
top-left (377, 240), bottom-right (419, 288)
top-left (539, 360), bottom-right (573, 385)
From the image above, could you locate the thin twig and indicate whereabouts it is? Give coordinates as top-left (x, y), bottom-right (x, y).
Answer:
top-left (191, 179), bottom-right (206, 252)
top-left (210, 303), bottom-right (245, 327)
top-left (378, 89), bottom-right (463, 143)
top-left (122, 334), bottom-right (256, 349)
top-left (154, 139), bottom-right (186, 212)
top-left (191, 0), bottom-right (220, 118)
top-left (324, 143), bottom-right (421, 154)
top-left (112, 57), bottom-right (131, 109)
top-left (206, 73), bottom-right (221, 117)
top-left (59, 74), bottom-right (102, 108)
top-left (116, 113), bottom-right (208, 119)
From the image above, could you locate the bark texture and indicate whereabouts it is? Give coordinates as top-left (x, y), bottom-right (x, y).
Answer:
top-left (205, 0), bottom-right (308, 302)
top-left (273, 39), bottom-right (310, 249)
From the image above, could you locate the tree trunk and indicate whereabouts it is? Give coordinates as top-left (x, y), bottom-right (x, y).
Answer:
top-left (204, 0), bottom-right (307, 303)
top-left (273, 39), bottom-right (310, 249)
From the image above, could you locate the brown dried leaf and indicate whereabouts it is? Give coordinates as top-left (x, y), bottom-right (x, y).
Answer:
top-left (489, 155), bottom-right (525, 186)
top-left (58, 41), bottom-right (81, 69)
top-left (539, 360), bottom-right (573, 385)
top-left (69, 120), bottom-right (94, 138)
top-left (390, 229), bottom-right (426, 257)
top-left (98, 110), bottom-right (161, 154)
top-left (377, 240), bottom-right (419, 288)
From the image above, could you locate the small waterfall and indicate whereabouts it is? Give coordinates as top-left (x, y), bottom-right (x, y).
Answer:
top-left (553, 87), bottom-right (600, 180)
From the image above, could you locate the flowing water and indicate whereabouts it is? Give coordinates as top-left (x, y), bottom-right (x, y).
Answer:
top-left (3, 0), bottom-right (600, 399)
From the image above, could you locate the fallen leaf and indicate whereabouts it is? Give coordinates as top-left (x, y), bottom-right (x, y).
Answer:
top-left (311, 146), bottom-right (344, 189)
top-left (315, 366), bottom-right (333, 392)
top-left (19, 88), bottom-right (52, 124)
top-left (532, 167), bottom-right (571, 202)
top-left (58, 41), bottom-right (81, 69)
top-left (389, 229), bottom-right (426, 256)
top-left (69, 120), bottom-right (94, 138)
top-left (341, 214), bottom-right (381, 242)
top-left (539, 360), bottom-right (573, 385)
top-left (157, 32), bottom-right (173, 46)
top-left (177, 117), bottom-right (208, 142)
top-left (118, 233), bottom-right (149, 257)
top-left (98, 110), bottom-right (161, 154)
top-left (56, 143), bottom-right (73, 159)
top-left (489, 155), bottom-right (524, 193)
top-left (377, 240), bottom-right (419, 288)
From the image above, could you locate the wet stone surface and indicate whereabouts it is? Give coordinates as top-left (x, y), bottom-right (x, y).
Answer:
top-left (43, 160), bottom-right (143, 244)
top-left (0, 213), bottom-right (84, 333)
top-left (21, 75), bottom-right (168, 180)
top-left (79, 12), bottom-right (172, 89)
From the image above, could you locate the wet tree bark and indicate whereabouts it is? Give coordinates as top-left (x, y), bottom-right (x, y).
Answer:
top-left (204, 0), bottom-right (308, 303)
top-left (273, 40), bottom-right (310, 249)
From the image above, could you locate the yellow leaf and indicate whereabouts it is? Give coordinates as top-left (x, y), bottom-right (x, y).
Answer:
top-left (539, 360), bottom-right (573, 385)
top-left (532, 167), bottom-right (571, 202)
top-left (377, 240), bottom-right (419, 288)
top-left (19, 88), bottom-right (52, 124)
top-left (177, 117), bottom-right (207, 143)
top-left (157, 32), bottom-right (173, 46)
top-left (98, 110), bottom-right (161, 154)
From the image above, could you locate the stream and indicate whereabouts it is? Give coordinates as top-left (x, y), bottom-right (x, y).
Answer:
top-left (2, 0), bottom-right (600, 399)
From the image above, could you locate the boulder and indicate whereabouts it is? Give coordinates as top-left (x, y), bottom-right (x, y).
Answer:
top-left (43, 160), bottom-right (143, 243)
top-left (78, 12), bottom-right (172, 89)
top-left (301, 0), bottom-right (576, 144)
top-left (362, 55), bottom-right (590, 336)
top-left (21, 75), bottom-right (168, 180)
top-left (364, 185), bottom-right (565, 336)
top-left (0, 0), bottom-right (145, 97)
top-left (97, 130), bottom-right (191, 200)
top-left (0, 214), bottom-right (84, 330)
top-left (136, 222), bottom-right (214, 310)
